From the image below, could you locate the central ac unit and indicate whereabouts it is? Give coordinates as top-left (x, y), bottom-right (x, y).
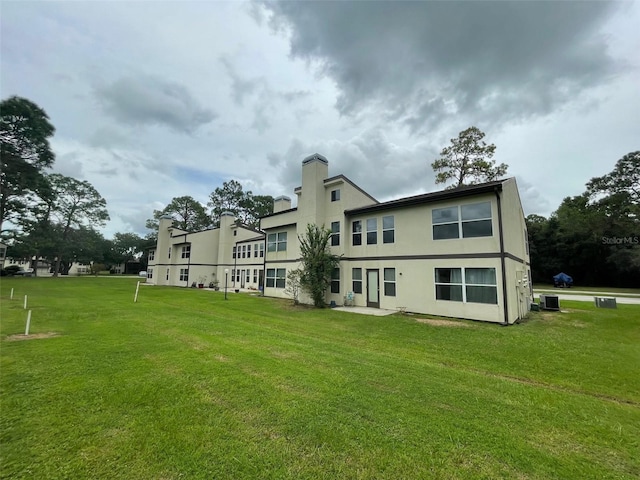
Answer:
top-left (539, 294), bottom-right (560, 311)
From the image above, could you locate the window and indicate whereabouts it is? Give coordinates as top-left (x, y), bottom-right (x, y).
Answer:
top-left (253, 269), bottom-right (258, 283)
top-left (352, 220), bottom-right (362, 246)
top-left (231, 269), bottom-right (235, 282)
top-left (233, 230), bottom-right (237, 236)
top-left (525, 229), bottom-right (530, 256)
top-left (435, 268), bottom-right (497, 304)
top-left (266, 268), bottom-right (286, 288)
top-left (168, 247), bottom-right (171, 259)
top-left (331, 221), bottom-right (340, 246)
top-left (259, 243), bottom-right (264, 257)
top-left (254, 243), bottom-right (259, 257)
top-left (366, 218), bottom-right (377, 245)
top-left (433, 202), bottom-right (493, 240)
top-left (147, 268), bottom-right (153, 279)
top-left (148, 250), bottom-right (155, 261)
top-left (432, 207), bottom-right (459, 240)
top-left (331, 268), bottom-right (340, 294)
top-left (267, 232), bottom-right (287, 252)
top-left (232, 246), bottom-right (236, 259)
top-left (236, 270), bottom-right (240, 282)
top-left (435, 268), bottom-right (463, 301)
top-left (181, 245), bottom-right (190, 259)
top-left (247, 244), bottom-right (252, 258)
top-left (352, 268), bottom-right (362, 294)
top-left (179, 268), bottom-right (189, 282)
top-left (382, 216), bottom-right (395, 244)
top-left (461, 202), bottom-right (492, 238)
top-left (465, 268), bottom-right (497, 304)
top-left (166, 269), bottom-right (169, 280)
top-left (384, 268), bottom-right (396, 296)
top-left (242, 245), bottom-right (246, 258)
top-left (246, 270), bottom-right (250, 283)
top-left (331, 189), bottom-right (340, 201)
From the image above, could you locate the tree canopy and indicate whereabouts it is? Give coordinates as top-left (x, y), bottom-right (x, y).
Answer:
top-left (146, 195), bottom-right (211, 237)
top-left (432, 126), bottom-right (507, 188)
top-left (208, 180), bottom-right (273, 227)
top-left (1, 96), bottom-right (56, 233)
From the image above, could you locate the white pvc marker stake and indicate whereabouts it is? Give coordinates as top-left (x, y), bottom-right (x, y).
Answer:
top-left (10, 288), bottom-right (14, 299)
top-left (24, 295), bottom-right (28, 309)
top-left (134, 281), bottom-right (140, 303)
top-left (25, 310), bottom-right (32, 335)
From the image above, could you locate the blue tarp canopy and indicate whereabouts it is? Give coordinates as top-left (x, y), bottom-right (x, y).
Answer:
top-left (553, 272), bottom-right (573, 284)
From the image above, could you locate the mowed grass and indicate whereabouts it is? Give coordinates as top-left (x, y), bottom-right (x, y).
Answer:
top-left (1, 278), bottom-right (639, 480)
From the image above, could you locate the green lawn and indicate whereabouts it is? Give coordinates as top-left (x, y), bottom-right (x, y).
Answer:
top-left (1, 277), bottom-right (639, 479)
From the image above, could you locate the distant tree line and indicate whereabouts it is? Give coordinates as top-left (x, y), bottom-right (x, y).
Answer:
top-left (526, 152), bottom-right (639, 288)
top-left (1, 95), bottom-right (272, 275)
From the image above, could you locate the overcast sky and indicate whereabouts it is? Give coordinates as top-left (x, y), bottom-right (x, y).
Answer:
top-left (2, 1), bottom-right (638, 239)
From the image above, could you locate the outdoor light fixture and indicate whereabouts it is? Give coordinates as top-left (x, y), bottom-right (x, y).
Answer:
top-left (224, 269), bottom-right (229, 300)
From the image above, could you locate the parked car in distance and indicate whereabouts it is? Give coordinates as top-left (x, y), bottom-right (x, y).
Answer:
top-left (138, 271), bottom-right (147, 278)
top-left (15, 268), bottom-right (34, 277)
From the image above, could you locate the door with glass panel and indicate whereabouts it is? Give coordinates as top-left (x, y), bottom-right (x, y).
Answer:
top-left (366, 269), bottom-right (380, 308)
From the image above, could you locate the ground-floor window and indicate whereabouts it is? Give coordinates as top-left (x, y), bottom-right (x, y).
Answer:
top-left (179, 268), bottom-right (189, 282)
top-left (384, 268), bottom-right (396, 296)
top-left (147, 268), bottom-right (153, 279)
top-left (246, 270), bottom-right (250, 284)
top-left (331, 268), bottom-right (340, 294)
top-left (166, 269), bottom-right (169, 281)
top-left (435, 267), bottom-right (497, 304)
top-left (352, 268), bottom-right (362, 294)
top-left (253, 269), bottom-right (258, 283)
top-left (266, 268), bottom-right (286, 288)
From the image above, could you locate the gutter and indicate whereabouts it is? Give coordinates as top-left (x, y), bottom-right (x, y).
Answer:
top-left (495, 187), bottom-right (510, 326)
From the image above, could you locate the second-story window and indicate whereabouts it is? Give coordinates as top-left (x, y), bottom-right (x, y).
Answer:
top-left (382, 216), bottom-right (395, 244)
top-left (331, 189), bottom-right (340, 201)
top-left (331, 221), bottom-right (340, 246)
top-left (268, 232), bottom-right (287, 252)
top-left (366, 218), bottom-right (377, 245)
top-left (181, 245), bottom-right (190, 259)
top-left (148, 250), bottom-right (155, 261)
top-left (352, 220), bottom-right (362, 246)
top-left (232, 246), bottom-right (236, 259)
top-left (259, 243), bottom-right (264, 257)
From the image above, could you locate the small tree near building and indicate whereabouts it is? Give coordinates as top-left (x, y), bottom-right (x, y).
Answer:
top-left (298, 224), bottom-right (340, 308)
top-left (284, 268), bottom-right (303, 305)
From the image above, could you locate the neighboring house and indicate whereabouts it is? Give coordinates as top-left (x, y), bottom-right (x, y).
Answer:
top-left (147, 213), bottom-right (265, 290)
top-left (260, 153), bottom-right (532, 325)
top-left (2, 257), bottom-right (91, 276)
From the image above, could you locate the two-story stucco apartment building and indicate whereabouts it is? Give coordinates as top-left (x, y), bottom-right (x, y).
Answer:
top-left (149, 153), bottom-right (532, 324)
top-left (147, 213), bottom-right (265, 290)
top-left (260, 154), bottom-right (532, 325)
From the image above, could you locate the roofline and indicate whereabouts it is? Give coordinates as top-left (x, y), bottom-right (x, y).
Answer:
top-left (259, 206), bottom-right (298, 220)
top-left (344, 180), bottom-right (506, 216)
top-left (324, 174), bottom-right (379, 204)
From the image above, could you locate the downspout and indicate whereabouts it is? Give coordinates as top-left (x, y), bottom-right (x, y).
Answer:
top-left (495, 187), bottom-right (510, 326)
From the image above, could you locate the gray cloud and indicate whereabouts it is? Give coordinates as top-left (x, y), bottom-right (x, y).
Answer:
top-left (96, 75), bottom-right (216, 133)
top-left (262, 1), bottom-right (624, 133)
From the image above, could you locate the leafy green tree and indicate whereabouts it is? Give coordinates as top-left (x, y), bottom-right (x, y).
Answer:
top-left (46, 174), bottom-right (110, 276)
top-left (298, 224), bottom-right (340, 308)
top-left (107, 232), bottom-right (145, 266)
top-left (0, 96), bottom-right (56, 233)
top-left (145, 195), bottom-right (211, 237)
top-left (432, 126), bottom-right (507, 188)
top-left (208, 180), bottom-right (273, 227)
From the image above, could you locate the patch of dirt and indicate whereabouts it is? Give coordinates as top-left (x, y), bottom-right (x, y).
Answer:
top-left (415, 318), bottom-right (471, 328)
top-left (4, 332), bottom-right (60, 341)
